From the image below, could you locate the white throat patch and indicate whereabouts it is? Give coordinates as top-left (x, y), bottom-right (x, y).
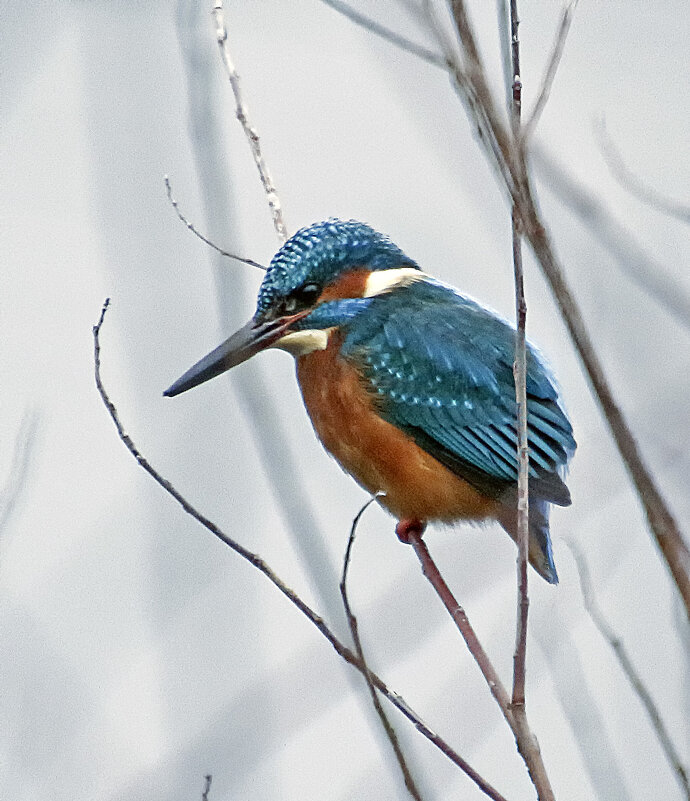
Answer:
top-left (273, 328), bottom-right (331, 357)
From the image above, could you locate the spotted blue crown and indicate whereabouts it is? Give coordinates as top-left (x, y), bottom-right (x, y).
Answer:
top-left (255, 219), bottom-right (419, 317)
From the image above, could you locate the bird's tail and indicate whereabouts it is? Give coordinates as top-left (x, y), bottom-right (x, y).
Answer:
top-left (497, 498), bottom-right (559, 584)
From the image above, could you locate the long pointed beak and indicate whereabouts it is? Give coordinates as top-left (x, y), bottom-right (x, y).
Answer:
top-left (163, 312), bottom-right (306, 397)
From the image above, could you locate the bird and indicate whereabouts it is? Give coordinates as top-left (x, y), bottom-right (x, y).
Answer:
top-left (165, 219), bottom-right (575, 583)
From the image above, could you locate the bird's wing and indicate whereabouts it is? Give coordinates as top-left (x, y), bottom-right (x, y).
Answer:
top-left (342, 280), bottom-right (576, 505)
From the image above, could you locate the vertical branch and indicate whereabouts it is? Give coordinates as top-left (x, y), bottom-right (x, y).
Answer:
top-left (505, 8), bottom-right (556, 798)
top-left (211, 1), bottom-right (288, 242)
top-left (507, 0), bottom-right (530, 713)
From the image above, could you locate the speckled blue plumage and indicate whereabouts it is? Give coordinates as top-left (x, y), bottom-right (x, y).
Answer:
top-left (256, 219), bottom-right (418, 318)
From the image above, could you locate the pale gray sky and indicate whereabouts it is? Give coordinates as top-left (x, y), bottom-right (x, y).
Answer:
top-left (1, 2), bottom-right (688, 800)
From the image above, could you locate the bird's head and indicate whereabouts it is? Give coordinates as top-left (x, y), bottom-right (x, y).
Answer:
top-left (164, 219), bottom-right (421, 397)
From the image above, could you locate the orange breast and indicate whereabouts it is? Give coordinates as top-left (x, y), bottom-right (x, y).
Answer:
top-left (295, 334), bottom-right (499, 524)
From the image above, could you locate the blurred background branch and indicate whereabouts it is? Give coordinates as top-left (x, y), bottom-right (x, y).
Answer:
top-left (594, 118), bottom-right (690, 226)
top-left (531, 143), bottom-right (690, 332)
top-left (568, 540), bottom-right (690, 800)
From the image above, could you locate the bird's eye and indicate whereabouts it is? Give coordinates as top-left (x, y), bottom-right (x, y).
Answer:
top-left (284, 283), bottom-right (321, 313)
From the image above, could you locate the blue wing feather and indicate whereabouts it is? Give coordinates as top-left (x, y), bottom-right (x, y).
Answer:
top-left (340, 278), bottom-right (575, 504)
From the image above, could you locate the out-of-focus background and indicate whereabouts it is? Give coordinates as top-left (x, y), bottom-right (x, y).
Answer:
top-left (2, 2), bottom-right (688, 799)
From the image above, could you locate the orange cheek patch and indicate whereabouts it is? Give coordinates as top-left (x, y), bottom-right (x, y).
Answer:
top-left (296, 335), bottom-right (499, 524)
top-left (318, 269), bottom-right (371, 301)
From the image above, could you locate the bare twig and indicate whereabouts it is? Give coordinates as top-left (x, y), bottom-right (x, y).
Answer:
top-left (320, 0), bottom-right (447, 68)
top-left (497, 0), bottom-right (513, 111)
top-left (164, 176), bottom-right (265, 270)
top-left (522, 1), bottom-right (577, 141)
top-left (405, 529), bottom-right (554, 799)
top-left (505, 7), bottom-right (553, 795)
top-left (201, 774), bottom-right (212, 801)
top-left (595, 119), bottom-right (690, 225)
top-left (341, 499), bottom-right (424, 801)
top-left (507, 0), bottom-right (531, 725)
top-left (568, 541), bottom-right (690, 800)
top-left (93, 299), bottom-right (510, 801)
top-left (211, 1), bottom-right (288, 242)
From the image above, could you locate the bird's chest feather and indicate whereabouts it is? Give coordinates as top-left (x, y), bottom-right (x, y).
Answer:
top-left (295, 333), bottom-right (497, 523)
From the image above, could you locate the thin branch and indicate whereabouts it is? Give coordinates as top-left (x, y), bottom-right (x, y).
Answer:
top-left (496, 0), bottom-right (513, 111)
top-left (404, 528), bottom-right (554, 799)
top-left (507, 3), bottom-right (553, 786)
top-left (341, 499), bottom-right (424, 801)
top-left (522, 1), bottom-right (577, 141)
top-left (164, 176), bottom-right (265, 270)
top-left (522, 180), bottom-right (690, 623)
top-left (594, 119), bottom-right (690, 225)
top-left (447, 0), bottom-right (516, 168)
top-left (93, 299), bottom-right (510, 801)
top-left (507, 0), bottom-right (530, 720)
top-left (211, 1), bottom-right (288, 242)
top-left (320, 0), bottom-right (447, 68)
top-left (568, 541), bottom-right (690, 800)
top-left (201, 774), bottom-right (212, 801)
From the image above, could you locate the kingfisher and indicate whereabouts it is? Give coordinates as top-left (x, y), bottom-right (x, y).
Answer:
top-left (165, 219), bottom-right (575, 583)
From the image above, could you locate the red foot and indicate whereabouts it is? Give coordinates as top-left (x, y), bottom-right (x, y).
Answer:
top-left (395, 518), bottom-right (427, 544)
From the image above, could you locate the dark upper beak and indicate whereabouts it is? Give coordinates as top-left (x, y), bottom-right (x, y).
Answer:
top-left (163, 312), bottom-right (307, 397)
